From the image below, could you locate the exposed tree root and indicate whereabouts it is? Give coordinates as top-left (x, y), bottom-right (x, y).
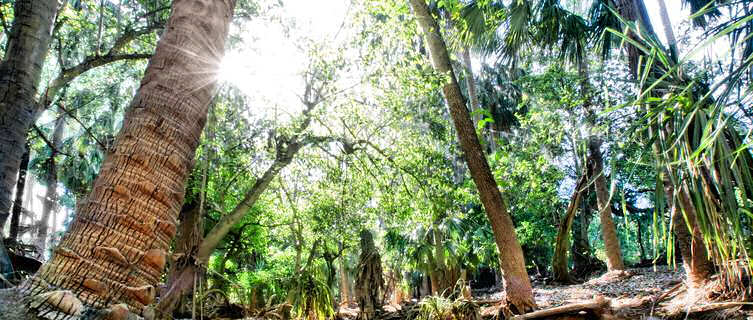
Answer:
top-left (508, 296), bottom-right (609, 320)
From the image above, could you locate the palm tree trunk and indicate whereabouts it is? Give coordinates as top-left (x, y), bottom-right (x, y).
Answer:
top-left (19, 0), bottom-right (237, 318)
top-left (579, 54), bottom-right (626, 272)
top-left (35, 111), bottom-right (66, 256)
top-left (0, 0), bottom-right (58, 229)
top-left (408, 0), bottom-right (535, 312)
top-left (588, 138), bottom-right (626, 271)
top-left (672, 181), bottom-right (713, 289)
top-left (656, 0), bottom-right (678, 61)
top-left (653, 0), bottom-right (714, 291)
top-left (9, 143), bottom-right (30, 241)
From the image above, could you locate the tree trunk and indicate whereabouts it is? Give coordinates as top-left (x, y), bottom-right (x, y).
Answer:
top-left (656, 0), bottom-right (678, 61)
top-left (672, 181), bottom-right (714, 290)
top-left (355, 230), bottom-right (384, 320)
top-left (461, 48), bottom-right (481, 126)
top-left (614, 0), bottom-right (657, 77)
top-left (408, 0), bottom-right (535, 312)
top-left (432, 224), bottom-right (449, 295)
top-left (0, 0), bottom-right (58, 229)
top-left (19, 0), bottom-right (237, 318)
top-left (588, 138), bottom-right (626, 271)
top-left (653, 0), bottom-right (714, 292)
top-left (9, 143), bottom-right (30, 241)
top-left (339, 255), bottom-right (351, 304)
top-left (157, 197), bottom-right (204, 317)
top-left (552, 175), bottom-right (587, 283)
top-left (35, 112), bottom-right (66, 257)
top-left (636, 217), bottom-right (645, 262)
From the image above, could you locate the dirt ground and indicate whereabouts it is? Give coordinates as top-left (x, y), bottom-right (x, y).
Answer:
top-left (355, 267), bottom-right (753, 320)
top-left (470, 267), bottom-right (752, 319)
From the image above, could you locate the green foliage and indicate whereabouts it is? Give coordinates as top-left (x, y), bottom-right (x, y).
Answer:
top-left (417, 295), bottom-right (480, 320)
top-left (286, 269), bottom-right (335, 320)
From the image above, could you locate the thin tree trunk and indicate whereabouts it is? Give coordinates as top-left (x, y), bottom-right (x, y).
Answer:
top-left (636, 218), bottom-right (645, 262)
top-left (552, 175), bottom-right (587, 283)
top-left (35, 111), bottom-right (66, 256)
top-left (96, 0), bottom-right (105, 55)
top-left (19, 0), bottom-right (237, 318)
top-left (339, 255), bottom-right (351, 304)
top-left (588, 138), bottom-right (626, 271)
top-left (0, 0), bottom-right (58, 229)
top-left (9, 143), bottom-right (30, 241)
top-left (461, 48), bottom-right (481, 126)
top-left (158, 141), bottom-right (303, 316)
top-left (197, 145), bottom-right (301, 262)
top-left (578, 53), bottom-right (625, 272)
top-left (408, 0), bottom-right (535, 312)
top-left (157, 198), bottom-right (203, 317)
top-left (656, 0), bottom-right (678, 61)
top-left (432, 224), bottom-right (449, 294)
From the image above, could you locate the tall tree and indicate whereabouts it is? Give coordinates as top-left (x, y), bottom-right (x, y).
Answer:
top-left (8, 142), bottom-right (31, 241)
top-left (34, 108), bottom-right (67, 256)
top-left (654, 0), bottom-right (714, 290)
top-left (3, 0), bottom-right (238, 318)
top-left (408, 0), bottom-right (535, 313)
top-left (0, 0), bottom-right (59, 229)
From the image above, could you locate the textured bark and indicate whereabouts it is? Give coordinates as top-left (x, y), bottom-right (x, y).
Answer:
top-left (355, 230), bottom-right (384, 320)
top-left (35, 112), bottom-right (66, 256)
top-left (408, 0), bottom-right (535, 312)
top-left (613, 0), bottom-right (656, 77)
top-left (552, 175), bottom-right (587, 283)
top-left (588, 138), bottom-right (626, 271)
top-left (9, 143), bottom-right (30, 240)
top-left (0, 0), bottom-right (58, 228)
top-left (20, 0), bottom-right (237, 318)
top-left (673, 182), bottom-right (714, 289)
top-left (653, 0), bottom-right (713, 291)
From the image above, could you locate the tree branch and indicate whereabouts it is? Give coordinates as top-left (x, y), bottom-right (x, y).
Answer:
top-left (42, 53), bottom-right (152, 107)
top-left (31, 125), bottom-right (71, 157)
top-left (57, 104), bottom-right (108, 151)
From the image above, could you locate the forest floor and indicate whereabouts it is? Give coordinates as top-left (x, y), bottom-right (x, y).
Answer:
top-left (476, 266), bottom-right (753, 319)
top-left (337, 267), bottom-right (753, 320)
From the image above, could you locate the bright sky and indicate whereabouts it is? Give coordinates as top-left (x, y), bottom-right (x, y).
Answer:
top-left (218, 0), bottom-right (350, 122)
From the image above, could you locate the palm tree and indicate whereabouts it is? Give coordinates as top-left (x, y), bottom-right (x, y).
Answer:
top-left (408, 0), bottom-right (536, 313)
top-left (602, 0), bottom-right (753, 292)
top-left (462, 0), bottom-right (628, 272)
top-left (7, 0), bottom-right (239, 318)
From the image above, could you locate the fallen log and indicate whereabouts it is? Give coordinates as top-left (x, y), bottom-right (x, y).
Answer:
top-left (511, 296), bottom-right (610, 320)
